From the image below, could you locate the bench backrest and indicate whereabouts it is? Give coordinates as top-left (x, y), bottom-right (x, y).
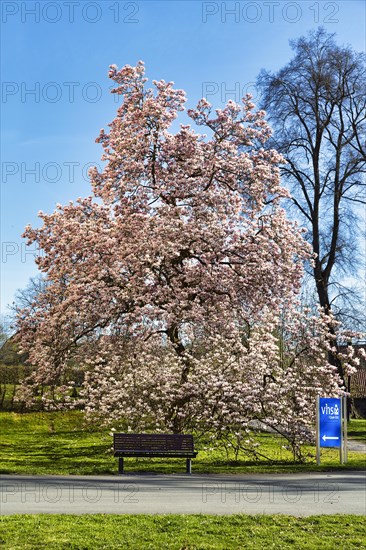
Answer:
top-left (114, 433), bottom-right (195, 452)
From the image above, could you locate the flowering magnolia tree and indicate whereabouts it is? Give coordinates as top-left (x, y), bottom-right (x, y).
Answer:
top-left (15, 62), bottom-right (359, 460)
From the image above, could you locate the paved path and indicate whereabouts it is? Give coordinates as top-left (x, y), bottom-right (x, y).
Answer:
top-left (1, 471), bottom-right (365, 516)
top-left (348, 438), bottom-right (366, 452)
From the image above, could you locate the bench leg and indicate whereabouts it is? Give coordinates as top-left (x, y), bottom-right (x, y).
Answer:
top-left (186, 458), bottom-right (192, 475)
top-left (118, 457), bottom-right (124, 474)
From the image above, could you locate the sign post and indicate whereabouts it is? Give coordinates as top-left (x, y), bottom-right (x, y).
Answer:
top-left (316, 395), bottom-right (320, 465)
top-left (340, 397), bottom-right (343, 464)
top-left (316, 396), bottom-right (347, 465)
top-left (343, 396), bottom-right (348, 463)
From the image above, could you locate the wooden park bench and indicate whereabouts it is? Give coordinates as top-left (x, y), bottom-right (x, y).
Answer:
top-left (113, 433), bottom-right (198, 474)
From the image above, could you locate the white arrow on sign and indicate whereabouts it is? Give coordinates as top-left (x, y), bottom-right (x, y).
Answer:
top-left (322, 435), bottom-right (339, 441)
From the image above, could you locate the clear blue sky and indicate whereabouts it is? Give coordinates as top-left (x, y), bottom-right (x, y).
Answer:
top-left (1, 0), bottom-right (365, 317)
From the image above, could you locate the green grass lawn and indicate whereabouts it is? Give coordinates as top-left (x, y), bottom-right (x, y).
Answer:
top-left (347, 419), bottom-right (366, 440)
top-left (0, 514), bottom-right (365, 549)
top-left (0, 411), bottom-right (364, 475)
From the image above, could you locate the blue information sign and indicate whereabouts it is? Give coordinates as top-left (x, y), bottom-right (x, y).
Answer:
top-left (319, 398), bottom-right (341, 448)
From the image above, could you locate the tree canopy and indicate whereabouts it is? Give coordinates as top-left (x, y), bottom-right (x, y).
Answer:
top-left (14, 62), bottom-right (360, 459)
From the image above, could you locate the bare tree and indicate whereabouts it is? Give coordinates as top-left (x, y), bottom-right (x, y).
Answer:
top-left (257, 28), bottom-right (366, 380)
top-left (12, 275), bottom-right (47, 311)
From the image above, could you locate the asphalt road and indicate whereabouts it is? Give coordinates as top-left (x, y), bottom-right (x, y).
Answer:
top-left (1, 471), bottom-right (365, 516)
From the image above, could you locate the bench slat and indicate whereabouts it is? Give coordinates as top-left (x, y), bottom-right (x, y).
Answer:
top-left (114, 433), bottom-right (195, 452)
